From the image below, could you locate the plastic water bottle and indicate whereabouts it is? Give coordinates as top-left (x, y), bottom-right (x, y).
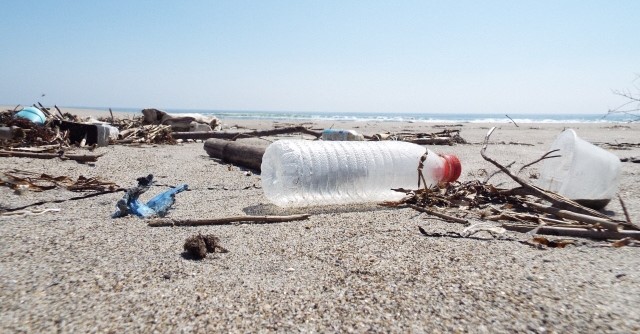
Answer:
top-left (261, 140), bottom-right (461, 207)
top-left (537, 129), bottom-right (621, 209)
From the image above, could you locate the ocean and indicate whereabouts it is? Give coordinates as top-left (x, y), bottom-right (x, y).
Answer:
top-left (108, 108), bottom-right (636, 123)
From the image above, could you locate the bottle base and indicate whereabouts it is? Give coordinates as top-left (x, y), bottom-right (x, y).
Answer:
top-left (573, 198), bottom-right (610, 210)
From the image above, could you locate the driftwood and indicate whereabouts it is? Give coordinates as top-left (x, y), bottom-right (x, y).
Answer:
top-left (375, 129), bottom-right (467, 145)
top-left (2, 189), bottom-right (122, 212)
top-left (173, 126), bottom-right (322, 141)
top-left (503, 225), bottom-right (640, 240)
top-left (408, 137), bottom-right (458, 145)
top-left (0, 150), bottom-right (104, 163)
top-left (148, 214), bottom-right (311, 227)
top-left (408, 204), bottom-right (470, 224)
top-left (204, 138), bottom-right (269, 171)
top-left (524, 201), bottom-right (620, 231)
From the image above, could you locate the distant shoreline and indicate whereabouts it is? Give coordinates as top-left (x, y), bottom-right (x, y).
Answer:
top-left (2, 105), bottom-right (631, 123)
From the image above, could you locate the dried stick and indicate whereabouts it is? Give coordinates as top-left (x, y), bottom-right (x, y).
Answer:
top-left (109, 108), bottom-right (115, 125)
top-left (480, 127), bottom-right (609, 219)
top-left (171, 126), bottom-right (323, 141)
top-left (517, 149), bottom-right (560, 174)
top-left (3, 189), bottom-right (123, 212)
top-left (483, 161), bottom-right (515, 184)
top-left (409, 137), bottom-right (454, 145)
top-left (408, 204), bottom-right (469, 225)
top-left (54, 105), bottom-right (65, 119)
top-left (148, 214), bottom-right (312, 227)
top-left (502, 224), bottom-right (640, 240)
top-left (524, 201), bottom-right (620, 231)
top-left (505, 114), bottom-right (519, 127)
top-left (618, 195), bottom-right (640, 229)
top-left (0, 150), bottom-right (104, 162)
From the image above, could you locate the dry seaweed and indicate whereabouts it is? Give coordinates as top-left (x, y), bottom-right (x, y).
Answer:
top-left (1, 169), bottom-right (118, 193)
top-left (183, 234), bottom-right (228, 260)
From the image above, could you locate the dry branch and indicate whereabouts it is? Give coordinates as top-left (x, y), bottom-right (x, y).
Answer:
top-left (0, 150), bottom-right (104, 163)
top-left (524, 201), bottom-right (620, 231)
top-left (408, 204), bottom-right (470, 225)
top-left (148, 214), bottom-right (312, 227)
top-left (503, 224), bottom-right (640, 240)
top-left (172, 126), bottom-right (322, 141)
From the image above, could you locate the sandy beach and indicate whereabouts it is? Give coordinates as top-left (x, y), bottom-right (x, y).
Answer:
top-left (1, 107), bottom-right (639, 332)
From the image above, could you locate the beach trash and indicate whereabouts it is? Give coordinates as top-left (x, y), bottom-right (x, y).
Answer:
top-left (538, 129), bottom-right (621, 209)
top-left (112, 175), bottom-right (188, 218)
top-left (15, 107), bottom-right (46, 125)
top-left (321, 129), bottom-right (364, 141)
top-left (261, 140), bottom-right (461, 207)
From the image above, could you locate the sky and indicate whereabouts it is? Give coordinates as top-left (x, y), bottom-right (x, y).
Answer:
top-left (1, 1), bottom-right (638, 114)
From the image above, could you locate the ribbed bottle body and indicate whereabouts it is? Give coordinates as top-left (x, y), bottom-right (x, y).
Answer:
top-left (261, 140), bottom-right (441, 207)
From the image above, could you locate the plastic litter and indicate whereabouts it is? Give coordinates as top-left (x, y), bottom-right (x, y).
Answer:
top-left (537, 129), bottom-right (621, 209)
top-left (15, 107), bottom-right (46, 125)
top-left (321, 129), bottom-right (364, 141)
top-left (112, 174), bottom-right (188, 218)
top-left (261, 140), bottom-right (461, 207)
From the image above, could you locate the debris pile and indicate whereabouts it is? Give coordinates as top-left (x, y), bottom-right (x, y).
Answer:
top-left (1, 169), bottom-right (118, 194)
top-left (373, 129), bottom-right (467, 145)
top-left (384, 127), bottom-right (640, 245)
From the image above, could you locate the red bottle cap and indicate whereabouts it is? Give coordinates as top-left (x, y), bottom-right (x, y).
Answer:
top-left (440, 154), bottom-right (461, 182)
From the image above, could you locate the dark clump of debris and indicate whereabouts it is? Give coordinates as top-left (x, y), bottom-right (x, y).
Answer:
top-left (183, 234), bottom-right (228, 260)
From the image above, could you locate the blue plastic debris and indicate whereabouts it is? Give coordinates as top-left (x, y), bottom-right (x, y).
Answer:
top-left (112, 174), bottom-right (188, 218)
top-left (15, 107), bottom-right (47, 125)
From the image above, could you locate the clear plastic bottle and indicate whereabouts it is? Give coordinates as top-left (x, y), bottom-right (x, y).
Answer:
top-left (261, 140), bottom-right (461, 207)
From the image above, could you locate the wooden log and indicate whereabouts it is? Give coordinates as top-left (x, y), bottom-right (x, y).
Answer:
top-left (173, 126), bottom-right (322, 140)
top-left (204, 138), bottom-right (269, 171)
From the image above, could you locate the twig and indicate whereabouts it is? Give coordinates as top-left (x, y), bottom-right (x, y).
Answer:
top-left (524, 201), bottom-right (620, 231)
top-left (408, 204), bottom-right (469, 225)
top-left (0, 150), bottom-right (104, 163)
top-left (502, 224), bottom-right (640, 240)
top-left (618, 195), bottom-right (639, 229)
top-left (109, 108), bottom-right (115, 125)
top-left (517, 149), bottom-right (560, 174)
top-left (3, 189), bottom-right (123, 212)
top-left (0, 208), bottom-right (61, 217)
top-left (505, 114), bottom-right (519, 127)
top-left (54, 105), bottom-right (65, 119)
top-left (480, 127), bottom-right (609, 219)
top-left (483, 161), bottom-right (515, 184)
top-left (148, 214), bottom-right (312, 227)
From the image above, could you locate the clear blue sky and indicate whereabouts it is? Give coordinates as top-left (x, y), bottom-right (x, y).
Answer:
top-left (1, 1), bottom-right (638, 114)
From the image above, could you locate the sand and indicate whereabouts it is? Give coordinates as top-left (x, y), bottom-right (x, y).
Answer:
top-left (1, 107), bottom-right (639, 332)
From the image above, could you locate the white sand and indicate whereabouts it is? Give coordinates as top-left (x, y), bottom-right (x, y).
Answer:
top-left (1, 107), bottom-right (639, 332)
